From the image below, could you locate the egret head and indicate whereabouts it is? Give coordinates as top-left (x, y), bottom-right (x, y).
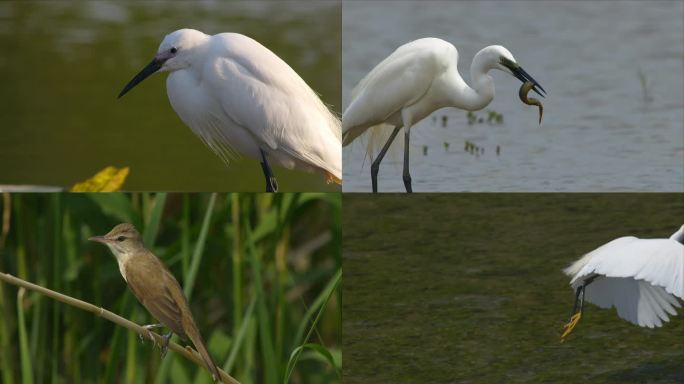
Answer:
top-left (118, 29), bottom-right (209, 98)
top-left (475, 45), bottom-right (546, 97)
top-left (156, 29), bottom-right (208, 72)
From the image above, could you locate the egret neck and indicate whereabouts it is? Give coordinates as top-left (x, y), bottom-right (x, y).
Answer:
top-left (89, 223), bottom-right (220, 382)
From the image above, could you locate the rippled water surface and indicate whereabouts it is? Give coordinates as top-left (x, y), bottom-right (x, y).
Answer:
top-left (0, 1), bottom-right (340, 191)
top-left (342, 1), bottom-right (684, 192)
top-left (343, 194), bottom-right (684, 383)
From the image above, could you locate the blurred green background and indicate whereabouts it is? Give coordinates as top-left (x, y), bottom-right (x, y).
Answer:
top-left (343, 193), bottom-right (683, 383)
top-left (0, 1), bottom-right (341, 191)
top-left (0, 192), bottom-right (341, 383)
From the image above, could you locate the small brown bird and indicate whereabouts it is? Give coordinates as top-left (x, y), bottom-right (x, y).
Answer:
top-left (90, 223), bottom-right (220, 382)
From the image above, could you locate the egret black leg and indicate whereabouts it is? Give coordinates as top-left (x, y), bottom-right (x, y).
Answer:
top-left (402, 128), bottom-right (412, 193)
top-left (577, 275), bottom-right (597, 316)
top-left (370, 126), bottom-right (401, 193)
top-left (260, 149), bottom-right (278, 193)
top-left (579, 283), bottom-right (587, 314)
top-left (570, 286), bottom-right (582, 316)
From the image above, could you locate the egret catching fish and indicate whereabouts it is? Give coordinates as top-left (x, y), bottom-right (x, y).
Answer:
top-left (561, 225), bottom-right (684, 342)
top-left (118, 29), bottom-right (342, 192)
top-left (342, 38), bottom-right (546, 192)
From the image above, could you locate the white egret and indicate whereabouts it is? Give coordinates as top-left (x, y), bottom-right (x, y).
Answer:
top-left (561, 225), bottom-right (684, 341)
top-left (118, 29), bottom-right (342, 192)
top-left (342, 38), bottom-right (546, 192)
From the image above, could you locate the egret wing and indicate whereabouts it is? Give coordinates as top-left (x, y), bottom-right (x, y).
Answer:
top-left (565, 236), bottom-right (684, 327)
top-left (204, 33), bottom-right (341, 178)
top-left (568, 237), bottom-right (684, 297)
top-left (583, 277), bottom-right (680, 327)
top-left (342, 38), bottom-right (455, 144)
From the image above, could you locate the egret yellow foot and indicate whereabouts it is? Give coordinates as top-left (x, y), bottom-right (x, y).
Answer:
top-left (561, 312), bottom-right (582, 342)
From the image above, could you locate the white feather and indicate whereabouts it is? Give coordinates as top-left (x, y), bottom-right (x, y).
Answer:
top-left (342, 37), bottom-right (521, 160)
top-left (564, 225), bottom-right (684, 327)
top-left (161, 29), bottom-right (341, 182)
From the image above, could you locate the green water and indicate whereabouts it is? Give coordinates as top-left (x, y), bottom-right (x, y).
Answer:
top-left (0, 1), bottom-right (340, 191)
top-left (343, 194), bottom-right (684, 383)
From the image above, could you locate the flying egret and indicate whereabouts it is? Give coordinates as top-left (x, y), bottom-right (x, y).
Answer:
top-left (561, 225), bottom-right (684, 341)
top-left (342, 38), bottom-right (546, 193)
top-left (118, 29), bottom-right (342, 192)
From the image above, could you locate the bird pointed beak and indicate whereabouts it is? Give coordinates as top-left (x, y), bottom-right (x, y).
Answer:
top-left (118, 57), bottom-right (164, 99)
top-left (511, 66), bottom-right (546, 97)
top-left (88, 235), bottom-right (107, 244)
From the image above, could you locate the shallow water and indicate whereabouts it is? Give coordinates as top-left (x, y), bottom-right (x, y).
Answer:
top-left (343, 194), bottom-right (684, 383)
top-left (0, 1), bottom-right (340, 191)
top-left (342, 1), bottom-right (684, 192)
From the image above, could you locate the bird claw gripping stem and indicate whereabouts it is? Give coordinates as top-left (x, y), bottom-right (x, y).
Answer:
top-left (140, 324), bottom-right (163, 347)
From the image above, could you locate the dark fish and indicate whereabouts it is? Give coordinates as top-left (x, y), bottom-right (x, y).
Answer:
top-left (519, 81), bottom-right (543, 124)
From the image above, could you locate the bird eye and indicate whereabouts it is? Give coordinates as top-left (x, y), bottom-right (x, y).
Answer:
top-left (170, 47), bottom-right (178, 54)
top-left (117, 236), bottom-right (126, 242)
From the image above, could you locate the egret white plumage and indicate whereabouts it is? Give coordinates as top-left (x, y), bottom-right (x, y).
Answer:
top-left (342, 38), bottom-right (546, 192)
top-left (561, 225), bottom-right (684, 341)
top-left (118, 29), bottom-right (342, 192)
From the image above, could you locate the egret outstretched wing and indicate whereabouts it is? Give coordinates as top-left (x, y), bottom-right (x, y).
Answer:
top-left (565, 236), bottom-right (684, 327)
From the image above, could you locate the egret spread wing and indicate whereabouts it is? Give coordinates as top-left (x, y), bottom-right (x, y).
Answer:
top-left (342, 38), bottom-right (454, 145)
top-left (582, 277), bottom-right (680, 327)
top-left (205, 33), bottom-right (341, 178)
top-left (565, 236), bottom-right (684, 327)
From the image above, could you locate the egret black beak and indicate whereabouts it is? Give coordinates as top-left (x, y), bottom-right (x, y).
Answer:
top-left (117, 58), bottom-right (163, 98)
top-left (500, 56), bottom-right (546, 97)
top-left (511, 66), bottom-right (546, 97)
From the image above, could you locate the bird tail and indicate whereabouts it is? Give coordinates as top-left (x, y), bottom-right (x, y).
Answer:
top-left (562, 252), bottom-right (593, 280)
top-left (343, 78), bottom-right (402, 161)
top-left (341, 124), bottom-right (366, 147)
top-left (366, 123), bottom-right (402, 162)
top-left (186, 325), bottom-right (220, 382)
top-left (343, 122), bottom-right (402, 168)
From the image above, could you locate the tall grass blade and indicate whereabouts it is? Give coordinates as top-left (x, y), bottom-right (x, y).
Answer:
top-left (245, 219), bottom-right (277, 384)
top-left (17, 288), bottom-right (34, 384)
top-left (285, 269), bottom-right (341, 383)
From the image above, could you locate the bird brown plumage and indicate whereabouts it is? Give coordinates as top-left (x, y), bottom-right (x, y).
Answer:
top-left (90, 223), bottom-right (220, 382)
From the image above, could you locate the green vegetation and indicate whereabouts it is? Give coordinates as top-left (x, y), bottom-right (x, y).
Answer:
top-left (467, 110), bottom-right (504, 125)
top-left (0, 193), bottom-right (341, 384)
